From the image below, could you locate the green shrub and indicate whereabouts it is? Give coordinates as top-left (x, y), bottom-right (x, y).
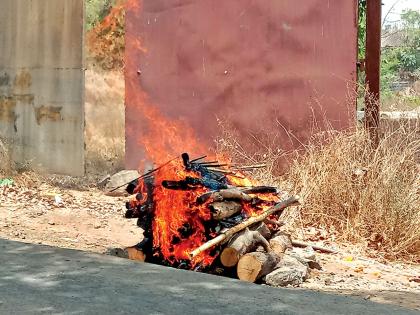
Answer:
top-left (85, 0), bottom-right (115, 30)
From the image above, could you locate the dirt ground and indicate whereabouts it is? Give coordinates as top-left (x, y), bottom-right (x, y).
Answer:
top-left (0, 174), bottom-right (140, 252)
top-left (2, 67), bottom-right (419, 310)
top-left (1, 173), bottom-right (419, 311)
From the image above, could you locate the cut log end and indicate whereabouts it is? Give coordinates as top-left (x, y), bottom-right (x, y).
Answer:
top-left (125, 247), bottom-right (146, 262)
top-left (237, 254), bottom-right (263, 282)
top-left (237, 252), bottom-right (279, 282)
top-left (220, 228), bottom-right (270, 268)
top-left (269, 233), bottom-right (292, 257)
top-left (220, 247), bottom-right (240, 267)
top-left (106, 246), bottom-right (146, 262)
top-left (190, 195), bottom-right (300, 258)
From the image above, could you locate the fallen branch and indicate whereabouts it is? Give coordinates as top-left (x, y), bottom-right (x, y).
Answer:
top-left (241, 186), bottom-right (277, 194)
top-left (232, 164), bottom-right (267, 170)
top-left (189, 155), bottom-right (207, 163)
top-left (190, 195), bottom-right (300, 258)
top-left (291, 240), bottom-right (337, 254)
top-left (206, 168), bottom-right (236, 174)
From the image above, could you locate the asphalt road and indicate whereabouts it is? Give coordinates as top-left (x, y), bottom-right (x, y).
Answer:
top-left (0, 239), bottom-right (418, 315)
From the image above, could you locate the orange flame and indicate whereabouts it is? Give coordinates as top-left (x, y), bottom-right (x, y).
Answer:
top-left (151, 161), bottom-right (214, 266)
top-left (124, 0), bottom-right (279, 268)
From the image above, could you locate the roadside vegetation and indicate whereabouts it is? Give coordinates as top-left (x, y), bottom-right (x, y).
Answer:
top-left (359, 2), bottom-right (420, 110)
top-left (86, 0), bottom-right (125, 70)
top-left (216, 119), bottom-right (420, 262)
top-left (85, 0), bottom-right (116, 30)
top-left (382, 9), bottom-right (420, 109)
top-left (286, 124), bottom-right (419, 262)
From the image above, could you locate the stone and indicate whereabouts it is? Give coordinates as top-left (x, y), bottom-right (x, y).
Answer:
top-left (97, 174), bottom-right (111, 188)
top-left (264, 254), bottom-right (309, 287)
top-left (289, 246), bottom-right (316, 261)
top-left (287, 247), bottom-right (321, 269)
top-left (105, 170), bottom-right (140, 195)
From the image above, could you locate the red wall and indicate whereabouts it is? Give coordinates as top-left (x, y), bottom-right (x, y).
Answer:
top-left (125, 0), bottom-right (358, 168)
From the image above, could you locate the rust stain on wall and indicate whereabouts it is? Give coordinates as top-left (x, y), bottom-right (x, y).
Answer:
top-left (0, 96), bottom-right (17, 122)
top-left (14, 94), bottom-right (35, 103)
top-left (0, 0), bottom-right (85, 175)
top-left (14, 70), bottom-right (32, 90)
top-left (34, 105), bottom-right (62, 125)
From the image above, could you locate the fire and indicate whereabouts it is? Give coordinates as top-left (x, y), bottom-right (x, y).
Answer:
top-left (122, 0), bottom-right (280, 268)
top-left (151, 159), bottom-right (213, 266)
top-left (129, 156), bottom-right (280, 267)
top-left (226, 173), bottom-right (254, 187)
top-left (123, 0), bottom-right (217, 266)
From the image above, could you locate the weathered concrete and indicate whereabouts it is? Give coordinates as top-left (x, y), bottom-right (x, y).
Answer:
top-left (0, 0), bottom-right (84, 175)
top-left (0, 239), bottom-right (417, 315)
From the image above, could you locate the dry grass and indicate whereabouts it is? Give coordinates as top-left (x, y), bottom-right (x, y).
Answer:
top-left (217, 119), bottom-right (420, 262)
top-left (287, 123), bottom-right (419, 261)
top-left (214, 118), bottom-right (286, 187)
top-left (85, 69), bottom-right (125, 176)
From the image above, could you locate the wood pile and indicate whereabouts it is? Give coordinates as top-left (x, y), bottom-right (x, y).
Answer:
top-left (114, 153), bottom-right (324, 285)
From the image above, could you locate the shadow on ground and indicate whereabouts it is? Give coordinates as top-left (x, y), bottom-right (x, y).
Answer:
top-left (0, 239), bottom-right (417, 315)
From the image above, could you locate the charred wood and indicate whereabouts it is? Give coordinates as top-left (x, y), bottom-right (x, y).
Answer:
top-left (189, 155), bottom-right (207, 163)
top-left (190, 195), bottom-right (300, 258)
top-left (209, 201), bottom-right (242, 220)
top-left (197, 188), bottom-right (253, 204)
top-left (241, 186), bottom-right (277, 194)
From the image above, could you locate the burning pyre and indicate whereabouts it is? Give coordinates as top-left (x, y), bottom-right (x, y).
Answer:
top-left (116, 0), bottom-right (300, 281)
top-left (123, 152), bottom-right (299, 277)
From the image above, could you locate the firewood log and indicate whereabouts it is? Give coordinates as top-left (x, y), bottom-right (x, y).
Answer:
top-left (209, 201), bottom-right (242, 220)
top-left (197, 188), bottom-right (253, 204)
top-left (125, 246), bottom-right (146, 262)
top-left (106, 246), bottom-right (146, 262)
top-left (240, 186), bottom-right (277, 194)
top-left (291, 240), bottom-right (338, 254)
top-left (269, 232), bottom-right (292, 257)
top-left (217, 189), bottom-right (253, 201)
top-left (237, 252), bottom-right (280, 282)
top-left (250, 222), bottom-right (271, 239)
top-left (220, 228), bottom-right (270, 267)
top-left (190, 195), bottom-right (300, 258)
